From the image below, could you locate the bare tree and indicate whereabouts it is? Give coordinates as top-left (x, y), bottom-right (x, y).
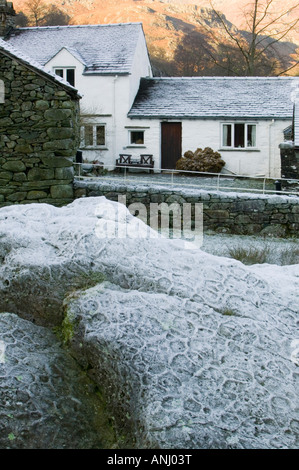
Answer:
top-left (24, 0), bottom-right (70, 27)
top-left (208, 0), bottom-right (299, 76)
top-left (15, 11), bottom-right (29, 27)
top-left (25, 0), bottom-right (48, 26)
top-left (172, 31), bottom-right (214, 76)
top-left (43, 5), bottom-right (70, 26)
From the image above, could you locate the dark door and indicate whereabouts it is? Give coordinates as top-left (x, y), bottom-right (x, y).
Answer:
top-left (161, 122), bottom-right (182, 169)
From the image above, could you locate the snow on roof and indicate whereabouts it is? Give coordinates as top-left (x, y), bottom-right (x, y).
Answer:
top-left (128, 77), bottom-right (299, 119)
top-left (7, 23), bottom-right (144, 75)
top-left (0, 38), bottom-right (80, 96)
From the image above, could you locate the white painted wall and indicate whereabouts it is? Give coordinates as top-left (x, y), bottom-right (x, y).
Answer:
top-left (44, 46), bottom-right (289, 177)
top-left (128, 29), bottom-right (152, 108)
top-left (46, 49), bottom-right (115, 115)
top-left (45, 37), bottom-right (152, 166)
top-left (123, 118), bottom-right (291, 178)
top-left (181, 118), bottom-right (289, 177)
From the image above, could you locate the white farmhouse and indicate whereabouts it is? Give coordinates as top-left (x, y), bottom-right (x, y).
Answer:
top-left (128, 76), bottom-right (299, 177)
top-left (6, 20), bottom-right (152, 167)
top-left (2, 0), bottom-right (299, 177)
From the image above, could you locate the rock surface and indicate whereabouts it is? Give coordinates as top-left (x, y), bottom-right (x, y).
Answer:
top-left (0, 197), bottom-right (298, 448)
top-left (65, 277), bottom-right (299, 449)
top-left (0, 312), bottom-right (116, 449)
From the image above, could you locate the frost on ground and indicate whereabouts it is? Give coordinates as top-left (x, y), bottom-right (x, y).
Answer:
top-left (199, 232), bottom-right (299, 266)
top-left (0, 197), bottom-right (298, 449)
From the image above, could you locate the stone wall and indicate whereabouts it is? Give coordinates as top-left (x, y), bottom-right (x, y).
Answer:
top-left (0, 52), bottom-right (80, 207)
top-left (74, 179), bottom-right (299, 237)
top-left (280, 141), bottom-right (299, 178)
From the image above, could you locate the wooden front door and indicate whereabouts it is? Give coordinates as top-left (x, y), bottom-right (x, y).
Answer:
top-left (161, 122), bottom-right (182, 169)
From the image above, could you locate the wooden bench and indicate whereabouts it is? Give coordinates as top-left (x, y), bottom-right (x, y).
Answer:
top-left (116, 154), bottom-right (154, 171)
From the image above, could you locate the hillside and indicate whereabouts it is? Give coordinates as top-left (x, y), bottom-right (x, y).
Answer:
top-left (13, 0), bottom-right (299, 76)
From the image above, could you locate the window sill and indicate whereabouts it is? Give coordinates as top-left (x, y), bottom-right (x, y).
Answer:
top-left (80, 147), bottom-right (108, 150)
top-left (126, 145), bottom-right (146, 148)
top-left (219, 148), bottom-right (260, 152)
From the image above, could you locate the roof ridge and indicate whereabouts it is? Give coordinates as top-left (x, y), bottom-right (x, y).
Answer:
top-left (17, 22), bottom-right (143, 31)
top-left (147, 76), bottom-right (299, 80)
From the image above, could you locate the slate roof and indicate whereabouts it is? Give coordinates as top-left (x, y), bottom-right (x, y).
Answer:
top-left (0, 38), bottom-right (80, 96)
top-left (6, 23), bottom-right (144, 75)
top-left (128, 77), bottom-right (299, 119)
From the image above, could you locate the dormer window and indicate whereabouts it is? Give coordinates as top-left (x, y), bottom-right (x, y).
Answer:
top-left (54, 67), bottom-right (75, 87)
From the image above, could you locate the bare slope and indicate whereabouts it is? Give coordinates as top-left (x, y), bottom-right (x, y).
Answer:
top-left (13, 0), bottom-right (299, 75)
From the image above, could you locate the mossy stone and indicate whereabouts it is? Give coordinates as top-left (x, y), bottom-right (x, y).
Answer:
top-left (50, 184), bottom-right (73, 199)
top-left (55, 167), bottom-right (74, 180)
top-left (2, 160), bottom-right (26, 172)
top-left (47, 128), bottom-right (73, 140)
top-left (44, 109), bottom-right (72, 121)
top-left (27, 168), bottom-right (54, 181)
top-left (6, 191), bottom-right (27, 202)
top-left (27, 190), bottom-right (48, 200)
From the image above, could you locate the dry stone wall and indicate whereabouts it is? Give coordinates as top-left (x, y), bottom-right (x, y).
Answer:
top-left (74, 179), bottom-right (299, 237)
top-left (279, 142), bottom-right (299, 194)
top-left (0, 52), bottom-right (80, 207)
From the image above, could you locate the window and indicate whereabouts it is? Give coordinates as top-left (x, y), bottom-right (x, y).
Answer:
top-left (54, 68), bottom-right (75, 87)
top-left (81, 124), bottom-right (106, 148)
top-left (129, 130), bottom-right (144, 145)
top-left (222, 123), bottom-right (256, 148)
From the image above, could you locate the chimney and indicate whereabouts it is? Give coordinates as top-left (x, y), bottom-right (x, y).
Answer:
top-left (0, 1), bottom-right (16, 39)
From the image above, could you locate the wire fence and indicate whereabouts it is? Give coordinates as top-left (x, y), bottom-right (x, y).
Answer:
top-left (74, 163), bottom-right (299, 197)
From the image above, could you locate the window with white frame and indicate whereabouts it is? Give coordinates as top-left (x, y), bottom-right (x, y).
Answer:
top-left (222, 123), bottom-right (257, 149)
top-left (54, 67), bottom-right (75, 87)
top-left (81, 124), bottom-right (106, 148)
top-left (129, 130), bottom-right (145, 145)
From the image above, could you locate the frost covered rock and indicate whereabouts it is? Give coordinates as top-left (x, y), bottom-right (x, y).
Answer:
top-left (0, 313), bottom-right (113, 449)
top-left (0, 197), bottom-right (298, 448)
top-left (65, 279), bottom-right (299, 449)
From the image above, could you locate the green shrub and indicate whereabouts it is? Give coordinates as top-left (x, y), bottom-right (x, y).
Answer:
top-left (176, 147), bottom-right (226, 173)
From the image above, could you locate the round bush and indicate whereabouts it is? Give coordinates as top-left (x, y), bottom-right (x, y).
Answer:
top-left (176, 147), bottom-right (225, 174)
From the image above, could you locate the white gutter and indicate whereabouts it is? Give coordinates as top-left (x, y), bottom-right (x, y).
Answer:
top-left (113, 75), bottom-right (118, 164)
top-left (268, 119), bottom-right (274, 177)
